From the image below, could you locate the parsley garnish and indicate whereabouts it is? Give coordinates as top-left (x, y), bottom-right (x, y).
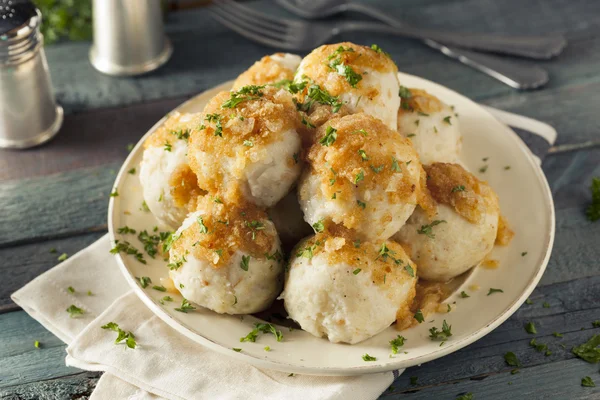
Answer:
top-left (362, 353), bottom-right (377, 362)
top-left (407, 133), bottom-right (416, 138)
top-left (488, 288), bottom-right (504, 296)
top-left (126, 143), bottom-right (134, 152)
top-left (370, 165), bottom-right (384, 173)
top-left (320, 126), bottom-right (338, 146)
top-left (240, 323), bottom-right (283, 343)
top-left (67, 286), bottom-right (75, 294)
top-left (34, 340), bottom-right (40, 348)
top-left (525, 298), bottom-right (533, 304)
top-left (167, 254), bottom-right (187, 270)
top-left (452, 185), bottom-right (466, 193)
top-left (417, 220), bottom-right (446, 238)
top-left (109, 189), bottom-right (119, 197)
top-left (205, 113), bottom-right (223, 137)
top-left (301, 116), bottom-right (315, 129)
top-left (390, 335), bottom-right (406, 354)
top-left (137, 229), bottom-right (170, 258)
top-left (479, 165), bottom-right (488, 173)
top-left (391, 156), bottom-right (401, 172)
top-left (504, 351), bottom-right (521, 367)
top-left (163, 142), bottom-right (172, 152)
top-left (301, 83), bottom-right (342, 113)
top-left (354, 170), bottom-right (364, 184)
top-left (429, 320), bottom-right (452, 341)
top-left (456, 393), bottom-right (473, 400)
top-left (582, 376), bottom-right (596, 387)
top-left (443, 116), bottom-right (452, 125)
top-left (297, 243), bottom-right (318, 259)
top-left (243, 140), bottom-right (253, 147)
top-left (161, 232), bottom-right (180, 253)
top-left (312, 219), bottom-right (325, 233)
top-left (117, 226), bottom-right (136, 234)
top-left (586, 177), bottom-right (600, 221)
top-left (398, 86), bottom-right (412, 99)
top-left (353, 268), bottom-right (361, 275)
top-left (232, 348), bottom-right (242, 352)
top-left (170, 129), bottom-right (190, 141)
top-left (222, 85), bottom-right (265, 108)
top-left (152, 285), bottom-right (167, 292)
top-left (358, 149), bottom-right (369, 161)
top-left (525, 321), bottom-right (537, 334)
top-left (138, 276), bottom-right (151, 288)
top-left (572, 335), bottom-right (600, 363)
top-left (197, 216), bottom-right (209, 234)
top-left (140, 201), bottom-right (150, 212)
top-left (370, 44), bottom-right (390, 57)
top-left (353, 239), bottom-right (361, 248)
top-left (543, 301), bottom-right (550, 308)
top-left (245, 220), bottom-right (265, 240)
top-left (357, 200), bottom-right (366, 209)
top-left (175, 298), bottom-right (196, 313)
top-left (101, 322), bottom-right (137, 349)
top-left (240, 255), bottom-right (250, 271)
top-left (522, 252), bottom-right (528, 257)
top-left (66, 305), bottom-right (84, 318)
top-left (414, 309), bottom-right (424, 323)
top-left (404, 265), bottom-right (415, 277)
top-left (128, 168), bottom-right (136, 175)
top-left (110, 241), bottom-right (146, 264)
top-left (553, 332), bottom-right (564, 337)
top-left (160, 296), bottom-right (173, 305)
top-left (57, 253), bottom-right (68, 262)
top-left (333, 63), bottom-right (362, 88)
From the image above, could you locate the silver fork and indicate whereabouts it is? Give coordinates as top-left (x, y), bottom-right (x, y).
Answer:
top-left (209, 0), bottom-right (565, 59)
top-left (275, 0), bottom-right (550, 89)
top-left (208, 0), bottom-right (549, 89)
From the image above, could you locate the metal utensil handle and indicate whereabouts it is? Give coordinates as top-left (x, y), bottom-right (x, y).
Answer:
top-left (423, 40), bottom-right (548, 90)
top-left (337, 18), bottom-right (566, 60)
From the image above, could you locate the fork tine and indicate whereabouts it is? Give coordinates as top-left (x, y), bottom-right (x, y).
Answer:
top-left (210, 5), bottom-right (287, 42)
top-left (208, 9), bottom-right (297, 50)
top-left (215, 0), bottom-right (287, 35)
top-left (219, 0), bottom-right (302, 29)
top-left (212, 2), bottom-right (287, 39)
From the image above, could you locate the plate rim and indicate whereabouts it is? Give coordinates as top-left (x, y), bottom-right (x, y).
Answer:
top-left (108, 74), bottom-right (555, 376)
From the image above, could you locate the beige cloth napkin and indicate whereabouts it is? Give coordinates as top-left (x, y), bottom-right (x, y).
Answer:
top-left (11, 235), bottom-right (395, 400)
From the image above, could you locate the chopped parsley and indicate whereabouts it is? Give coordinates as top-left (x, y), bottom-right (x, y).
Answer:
top-left (163, 142), bottom-right (172, 152)
top-left (452, 185), bottom-right (466, 193)
top-left (357, 200), bottom-right (366, 209)
top-left (320, 126), bottom-right (338, 146)
top-left (370, 44), bottom-right (390, 57)
top-left (87, 291), bottom-right (93, 296)
top-left (353, 268), bottom-right (361, 275)
top-left (161, 232), bottom-right (180, 253)
top-left (572, 335), bottom-right (600, 363)
top-left (140, 201), bottom-right (150, 212)
top-left (240, 255), bottom-right (250, 271)
top-left (488, 288), bottom-right (504, 296)
top-left (312, 219), bottom-right (325, 233)
top-left (272, 79), bottom-right (306, 93)
top-left (390, 335), bottom-right (406, 354)
top-left (137, 229), bottom-right (170, 258)
top-left (525, 322), bottom-right (537, 334)
top-left (593, 321), bottom-right (600, 328)
top-left (525, 298), bottom-right (533, 304)
top-left (416, 220), bottom-right (446, 238)
top-left (109, 189), bottom-right (119, 197)
top-left (117, 226), bottom-right (136, 234)
top-left (67, 286), bottom-right (75, 294)
top-left (543, 302), bottom-right (550, 308)
top-left (407, 133), bottom-right (416, 138)
top-left (297, 83), bottom-right (342, 113)
top-left (553, 332), bottom-right (564, 338)
top-left (197, 216), bottom-right (209, 234)
top-left (414, 309), bottom-right (424, 323)
top-left (456, 393), bottom-right (473, 400)
top-left (504, 351), bottom-right (521, 367)
top-left (522, 252), bottom-right (528, 257)
top-left (110, 240), bottom-right (146, 264)
top-left (354, 170), bottom-right (364, 184)
top-left (529, 338), bottom-right (549, 354)
top-left (101, 322), bottom-right (137, 349)
top-left (126, 143), bottom-right (134, 152)
top-left (301, 116), bottom-right (315, 129)
top-left (175, 298), bottom-right (196, 313)
top-left (232, 348), bottom-right (242, 352)
top-left (391, 156), bottom-right (401, 172)
top-left (353, 239), bottom-right (361, 248)
top-left (152, 285), bottom-right (166, 292)
top-left (370, 164), bottom-right (384, 173)
top-left (34, 340), bottom-right (40, 348)
top-left (245, 220), bottom-right (265, 240)
top-left (138, 276), bottom-right (151, 288)
top-left (49, 248), bottom-right (57, 254)
top-left (398, 86), bottom-right (412, 99)
top-left (429, 320), bottom-right (452, 341)
top-left (460, 291), bottom-right (470, 298)
top-left (582, 376), bottom-right (596, 387)
top-left (170, 129), bottom-right (190, 141)
top-left (159, 296), bottom-right (173, 305)
top-left (358, 149), bottom-right (369, 161)
top-left (66, 305), bottom-right (84, 318)
top-left (297, 243), bottom-right (318, 259)
top-left (167, 255), bottom-right (187, 270)
top-left (128, 168), bottom-right (136, 174)
top-left (222, 85), bottom-right (265, 108)
top-left (586, 177), bottom-right (600, 221)
top-left (240, 323), bottom-right (283, 343)
top-left (328, 45), bottom-right (355, 60)
top-left (479, 165), bottom-right (488, 173)
top-left (362, 353), bottom-right (377, 362)
top-left (243, 140), bottom-right (253, 147)
top-left (264, 346), bottom-right (271, 352)
top-left (404, 265), bottom-right (415, 277)
top-left (443, 116), bottom-right (452, 125)
top-left (504, 165), bottom-right (511, 170)
top-left (205, 113), bottom-right (223, 137)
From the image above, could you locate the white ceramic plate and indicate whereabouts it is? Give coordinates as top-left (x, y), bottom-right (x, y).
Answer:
top-left (108, 73), bottom-right (555, 376)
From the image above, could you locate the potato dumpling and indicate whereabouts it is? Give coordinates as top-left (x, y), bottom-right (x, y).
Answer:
top-left (397, 88), bottom-right (462, 165)
top-left (394, 163), bottom-right (500, 282)
top-left (168, 197), bottom-right (284, 314)
top-left (232, 53), bottom-right (301, 90)
top-left (139, 112), bottom-right (205, 229)
top-left (281, 232), bottom-right (417, 344)
top-left (298, 113), bottom-right (425, 242)
top-left (187, 85), bottom-right (302, 207)
top-left (294, 42), bottom-right (400, 130)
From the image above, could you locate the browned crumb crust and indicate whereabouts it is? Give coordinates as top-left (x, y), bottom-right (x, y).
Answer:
top-left (397, 88), bottom-right (445, 118)
top-left (232, 53), bottom-right (296, 90)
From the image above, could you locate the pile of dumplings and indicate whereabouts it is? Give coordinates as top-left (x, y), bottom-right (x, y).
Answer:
top-left (138, 42), bottom-right (510, 345)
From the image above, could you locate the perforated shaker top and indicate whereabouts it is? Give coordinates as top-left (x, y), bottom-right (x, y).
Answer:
top-left (0, 0), bottom-right (37, 36)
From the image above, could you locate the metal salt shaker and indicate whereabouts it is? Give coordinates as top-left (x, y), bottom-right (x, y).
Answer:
top-left (89, 0), bottom-right (172, 76)
top-left (0, 0), bottom-right (63, 149)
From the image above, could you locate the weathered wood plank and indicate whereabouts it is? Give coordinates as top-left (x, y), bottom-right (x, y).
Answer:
top-left (0, 372), bottom-right (100, 400)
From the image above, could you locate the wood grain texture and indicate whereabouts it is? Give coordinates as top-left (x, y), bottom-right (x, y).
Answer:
top-left (0, 372), bottom-right (100, 399)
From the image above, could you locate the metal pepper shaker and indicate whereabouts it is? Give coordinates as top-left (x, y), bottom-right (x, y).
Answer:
top-left (89, 0), bottom-right (172, 76)
top-left (0, 0), bottom-right (63, 149)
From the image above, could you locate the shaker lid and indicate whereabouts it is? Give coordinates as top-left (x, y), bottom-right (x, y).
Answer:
top-left (0, 0), bottom-right (37, 36)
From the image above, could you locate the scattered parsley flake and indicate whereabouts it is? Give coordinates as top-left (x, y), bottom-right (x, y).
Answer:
top-left (159, 296), bottom-right (173, 305)
top-left (109, 188), bottom-right (119, 197)
top-left (357, 200), bottom-right (366, 209)
top-left (407, 133), bottom-right (416, 138)
top-left (525, 322), bottom-right (537, 334)
top-left (354, 169), bottom-right (364, 184)
top-left (353, 239), bottom-right (361, 248)
top-left (301, 116), bottom-right (315, 129)
top-left (175, 298), bottom-right (196, 313)
top-left (312, 219), bottom-right (325, 233)
top-left (87, 290), bottom-right (93, 296)
top-left (370, 44), bottom-right (390, 57)
top-left (398, 86), bottom-right (412, 99)
top-left (487, 288), bottom-right (504, 296)
top-left (353, 268), bottom-right (361, 275)
top-left (243, 140), bottom-right (253, 147)
top-left (240, 323), bottom-right (283, 343)
top-left (58, 253), bottom-right (68, 262)
top-left (479, 165), bottom-right (488, 173)
top-left (163, 142), bottom-right (172, 152)
top-left (222, 85), bottom-right (265, 108)
top-left (404, 265), bottom-right (415, 277)
top-left (101, 322), bottom-right (137, 349)
top-left (138, 276), bottom-right (151, 288)
top-left (572, 334), bottom-right (600, 363)
top-left (152, 285), bottom-right (167, 292)
top-left (543, 302), bottom-right (550, 308)
top-left (351, 129), bottom-right (368, 136)
top-left (429, 320), bottom-right (452, 341)
top-left (414, 309), bottom-right (424, 323)
top-left (66, 305), bottom-right (84, 318)
top-left (525, 298), bottom-right (533, 304)
top-left (522, 252), bottom-right (528, 257)
top-left (504, 166), bottom-right (511, 170)
top-left (111, 240), bottom-right (146, 264)
top-left (205, 113), bottom-right (223, 137)
top-left (443, 116), bottom-right (452, 125)
top-left (320, 126), bottom-right (338, 146)
top-left (49, 248), bottom-right (57, 254)
top-left (128, 168), bottom-right (136, 175)
top-left (417, 220), bottom-right (446, 238)
top-left (67, 286), bottom-right (75, 294)
top-left (582, 376), bottom-right (596, 387)
top-left (140, 201), bottom-right (150, 212)
top-left (232, 348), bottom-right (242, 352)
top-left (586, 177), bottom-right (600, 221)
top-left (456, 393), bottom-right (473, 400)
top-left (362, 353), bottom-right (377, 362)
top-left (197, 216), bottom-right (209, 234)
top-left (34, 340), bottom-right (40, 348)
top-left (391, 156), bottom-right (401, 172)
top-left (593, 321), bottom-right (600, 328)
top-left (390, 335), bottom-right (406, 354)
top-left (264, 346), bottom-right (271, 352)
top-left (117, 226), bottom-right (136, 235)
top-left (358, 149), bottom-right (369, 161)
top-left (370, 164), bottom-right (384, 173)
top-left (452, 185), bottom-right (466, 193)
top-left (240, 255), bottom-right (250, 271)
top-left (460, 291), bottom-right (470, 298)
top-left (553, 332), bottom-right (564, 338)
top-left (126, 143), bottom-right (134, 152)
top-left (504, 351), bottom-right (521, 367)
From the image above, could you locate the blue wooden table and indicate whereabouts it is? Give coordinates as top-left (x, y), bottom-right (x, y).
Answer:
top-left (1, 1), bottom-right (600, 398)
